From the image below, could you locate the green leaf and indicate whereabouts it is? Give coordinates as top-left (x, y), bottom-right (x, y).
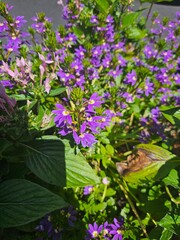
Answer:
top-left (0, 179), bottom-right (67, 228)
top-left (163, 169), bottom-right (179, 189)
top-left (65, 151), bottom-right (100, 188)
top-left (10, 94), bottom-right (31, 101)
top-left (161, 106), bottom-right (180, 125)
top-left (158, 212), bottom-right (180, 232)
top-left (127, 27), bottom-right (147, 40)
top-left (24, 139), bottom-right (66, 186)
top-left (49, 87), bottom-right (66, 96)
top-left (94, 0), bottom-right (109, 13)
top-left (160, 229), bottom-right (173, 240)
top-left (72, 26), bottom-right (84, 38)
top-left (106, 145), bottom-right (114, 155)
top-left (24, 137), bottom-right (99, 187)
top-left (122, 11), bottom-right (142, 27)
top-left (173, 109), bottom-right (180, 120)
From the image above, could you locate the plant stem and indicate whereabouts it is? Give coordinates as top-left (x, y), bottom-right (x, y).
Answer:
top-left (145, 0), bottom-right (154, 25)
top-left (118, 180), bottom-right (149, 238)
top-left (101, 184), bottom-right (107, 202)
top-left (165, 185), bottom-right (180, 205)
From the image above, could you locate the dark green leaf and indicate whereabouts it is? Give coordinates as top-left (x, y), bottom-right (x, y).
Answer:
top-left (0, 179), bottom-right (67, 228)
top-left (24, 139), bottom-right (66, 186)
top-left (161, 106), bottom-right (180, 125)
top-left (49, 87), bottom-right (66, 96)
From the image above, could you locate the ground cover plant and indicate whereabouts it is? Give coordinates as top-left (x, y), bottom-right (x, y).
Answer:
top-left (0, 0), bottom-right (180, 239)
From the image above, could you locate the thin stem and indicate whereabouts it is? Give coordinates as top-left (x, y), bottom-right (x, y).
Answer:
top-left (118, 180), bottom-right (149, 238)
top-left (145, 0), bottom-right (154, 25)
top-left (101, 184), bottom-right (107, 203)
top-left (165, 185), bottom-right (180, 205)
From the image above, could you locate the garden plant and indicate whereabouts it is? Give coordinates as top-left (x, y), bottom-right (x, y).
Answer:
top-left (0, 0), bottom-right (180, 239)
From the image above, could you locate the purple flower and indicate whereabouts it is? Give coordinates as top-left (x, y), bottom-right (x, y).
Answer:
top-left (139, 129), bottom-right (151, 143)
top-left (14, 16), bottom-right (27, 28)
top-left (53, 103), bottom-right (72, 128)
top-left (124, 70), bottom-right (137, 86)
top-left (151, 107), bottom-right (160, 123)
top-left (71, 59), bottom-right (83, 73)
top-left (83, 186), bottom-right (94, 195)
top-left (35, 214), bottom-right (62, 240)
top-left (67, 206), bottom-right (77, 226)
top-left (117, 55), bottom-right (127, 67)
top-left (0, 80), bottom-right (14, 88)
top-left (156, 68), bottom-right (170, 84)
top-left (86, 222), bottom-right (103, 239)
top-left (174, 73), bottom-right (180, 84)
top-left (4, 37), bottom-right (21, 53)
top-left (112, 41), bottom-right (125, 51)
top-left (73, 123), bottom-right (97, 147)
top-left (105, 26), bottom-right (115, 42)
top-left (56, 32), bottom-right (64, 43)
top-left (0, 82), bottom-right (16, 114)
top-left (102, 54), bottom-right (111, 68)
top-left (91, 57), bottom-right (101, 67)
top-left (161, 50), bottom-right (173, 62)
top-left (109, 218), bottom-right (123, 240)
top-left (65, 32), bottom-right (77, 43)
top-left (88, 67), bottom-right (99, 80)
top-left (90, 15), bottom-right (98, 24)
top-left (0, 21), bottom-right (8, 32)
top-left (75, 46), bottom-right (86, 59)
top-left (103, 221), bottom-right (111, 238)
top-left (87, 93), bottom-right (103, 111)
top-left (92, 46), bottom-right (102, 58)
top-left (144, 45), bottom-right (158, 59)
top-left (106, 15), bottom-right (114, 24)
top-left (144, 78), bottom-right (154, 96)
top-left (57, 69), bottom-right (75, 84)
top-left (108, 66), bottom-right (122, 78)
top-left (122, 92), bottom-right (133, 103)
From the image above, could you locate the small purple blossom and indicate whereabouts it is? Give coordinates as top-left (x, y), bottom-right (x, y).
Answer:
top-left (53, 103), bottom-right (72, 128)
top-left (73, 123), bottom-right (97, 147)
top-left (108, 67), bottom-right (122, 78)
top-left (67, 206), bottom-right (77, 227)
top-left (87, 93), bottom-right (104, 111)
top-left (90, 15), bottom-right (98, 24)
top-left (144, 45), bottom-right (158, 59)
top-left (75, 46), bottom-right (86, 59)
top-left (86, 222), bottom-right (103, 239)
top-left (124, 70), bottom-right (137, 86)
top-left (144, 78), bottom-right (154, 96)
top-left (83, 186), bottom-right (94, 195)
top-left (151, 107), bottom-right (160, 123)
top-left (109, 218), bottom-right (123, 240)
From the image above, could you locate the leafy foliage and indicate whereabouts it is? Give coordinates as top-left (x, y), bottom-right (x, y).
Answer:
top-left (0, 0), bottom-right (180, 239)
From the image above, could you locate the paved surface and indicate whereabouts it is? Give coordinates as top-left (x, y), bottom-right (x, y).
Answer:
top-left (1, 0), bottom-right (180, 28)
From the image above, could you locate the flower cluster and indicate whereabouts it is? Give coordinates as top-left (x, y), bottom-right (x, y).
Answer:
top-left (53, 91), bottom-right (114, 147)
top-left (1, 0), bottom-right (179, 146)
top-left (35, 206), bottom-right (78, 240)
top-left (85, 218), bottom-right (123, 240)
